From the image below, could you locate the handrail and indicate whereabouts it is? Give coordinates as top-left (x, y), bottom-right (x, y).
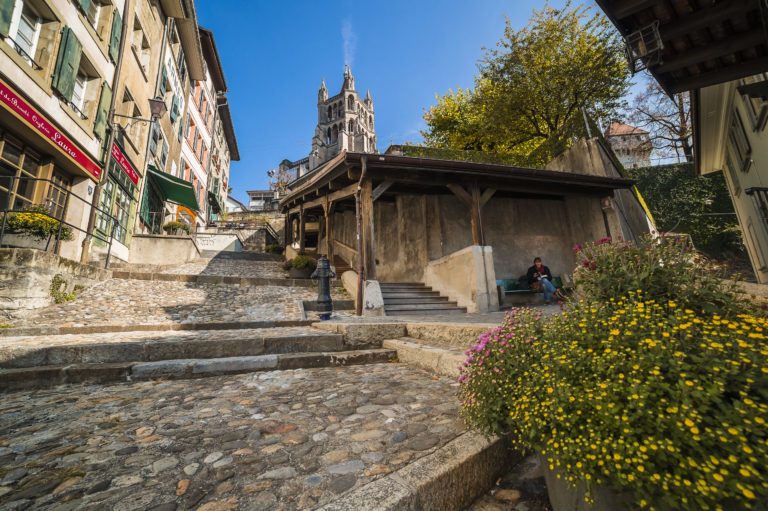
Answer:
top-left (6, 37), bottom-right (43, 70)
top-left (0, 175), bottom-right (119, 268)
top-left (333, 239), bottom-right (358, 254)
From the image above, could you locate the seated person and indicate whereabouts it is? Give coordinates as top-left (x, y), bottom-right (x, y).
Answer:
top-left (526, 257), bottom-right (562, 304)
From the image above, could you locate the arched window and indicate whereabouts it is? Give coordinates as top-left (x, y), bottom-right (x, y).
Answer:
top-left (348, 96), bottom-right (354, 110)
top-left (332, 104), bottom-right (337, 119)
top-left (332, 124), bottom-right (338, 143)
top-left (326, 127), bottom-right (331, 144)
top-left (348, 120), bottom-right (354, 133)
top-left (327, 106), bottom-right (331, 121)
top-left (369, 115), bottom-right (373, 127)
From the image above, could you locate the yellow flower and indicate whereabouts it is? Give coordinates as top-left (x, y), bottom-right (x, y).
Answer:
top-left (742, 488), bottom-right (755, 499)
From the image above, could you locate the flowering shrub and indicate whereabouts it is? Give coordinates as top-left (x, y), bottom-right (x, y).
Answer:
top-left (281, 255), bottom-right (317, 272)
top-left (573, 234), bottom-right (748, 317)
top-left (459, 298), bottom-right (768, 510)
top-left (5, 208), bottom-right (73, 241)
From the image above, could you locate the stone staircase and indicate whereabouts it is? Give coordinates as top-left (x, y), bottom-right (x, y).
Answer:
top-left (380, 282), bottom-right (467, 316)
top-left (0, 325), bottom-right (395, 390)
top-left (332, 255), bottom-right (353, 274)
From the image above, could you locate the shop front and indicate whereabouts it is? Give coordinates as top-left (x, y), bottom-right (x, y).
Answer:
top-left (0, 76), bottom-right (102, 260)
top-left (139, 165), bottom-right (200, 234)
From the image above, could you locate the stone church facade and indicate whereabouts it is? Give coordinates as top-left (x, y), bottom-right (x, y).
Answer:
top-left (309, 66), bottom-right (377, 170)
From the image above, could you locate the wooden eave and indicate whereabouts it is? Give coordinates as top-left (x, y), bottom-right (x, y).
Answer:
top-left (596, 0), bottom-right (768, 94)
top-left (279, 152), bottom-right (634, 214)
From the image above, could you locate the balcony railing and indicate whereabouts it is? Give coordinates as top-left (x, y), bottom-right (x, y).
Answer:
top-left (5, 37), bottom-right (43, 70)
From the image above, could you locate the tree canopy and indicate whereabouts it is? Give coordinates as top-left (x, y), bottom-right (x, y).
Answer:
top-left (421, 3), bottom-right (630, 167)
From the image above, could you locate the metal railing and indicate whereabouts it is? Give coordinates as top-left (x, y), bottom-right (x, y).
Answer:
top-left (6, 37), bottom-right (43, 70)
top-left (0, 176), bottom-right (119, 268)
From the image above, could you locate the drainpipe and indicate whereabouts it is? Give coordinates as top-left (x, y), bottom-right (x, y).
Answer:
top-left (81, 0), bottom-right (133, 263)
top-left (355, 155), bottom-right (367, 316)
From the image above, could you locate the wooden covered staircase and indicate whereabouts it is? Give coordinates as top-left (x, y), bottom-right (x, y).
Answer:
top-left (380, 282), bottom-right (467, 316)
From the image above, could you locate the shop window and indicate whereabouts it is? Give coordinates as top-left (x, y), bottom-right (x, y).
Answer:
top-left (0, 134), bottom-right (42, 212)
top-left (45, 170), bottom-right (71, 219)
top-left (96, 157), bottom-right (136, 244)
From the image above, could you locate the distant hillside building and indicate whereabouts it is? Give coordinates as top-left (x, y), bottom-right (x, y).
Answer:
top-left (309, 66), bottom-right (377, 170)
top-left (604, 122), bottom-right (652, 169)
top-left (247, 190), bottom-right (278, 211)
top-left (276, 157), bottom-right (310, 189)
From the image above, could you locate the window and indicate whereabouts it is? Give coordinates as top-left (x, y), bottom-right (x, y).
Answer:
top-left (71, 72), bottom-right (87, 111)
top-left (158, 139), bottom-right (168, 170)
top-left (741, 73), bottom-right (768, 131)
top-left (131, 18), bottom-right (150, 75)
top-left (0, 133), bottom-right (42, 212)
top-left (177, 47), bottom-right (187, 85)
top-left (84, 1), bottom-right (100, 28)
top-left (728, 111), bottom-right (751, 173)
top-left (149, 122), bottom-right (162, 156)
top-left (45, 170), bottom-right (71, 219)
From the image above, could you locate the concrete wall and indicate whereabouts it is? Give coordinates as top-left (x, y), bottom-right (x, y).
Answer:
top-left (127, 235), bottom-right (200, 266)
top-left (194, 233), bottom-right (242, 253)
top-left (546, 138), bottom-right (655, 242)
top-left (0, 248), bottom-right (111, 317)
top-left (424, 246), bottom-right (498, 313)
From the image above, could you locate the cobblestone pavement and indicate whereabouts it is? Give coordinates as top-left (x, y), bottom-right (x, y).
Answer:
top-left (0, 363), bottom-right (465, 510)
top-left (9, 280), bottom-right (345, 328)
top-left (465, 454), bottom-right (551, 511)
top-left (164, 259), bottom-right (287, 279)
top-left (0, 327), bottom-right (319, 352)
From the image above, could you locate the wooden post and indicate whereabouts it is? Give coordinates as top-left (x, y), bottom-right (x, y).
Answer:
top-left (283, 213), bottom-right (290, 246)
top-left (298, 203), bottom-right (305, 252)
top-left (447, 183), bottom-right (483, 246)
top-left (324, 196), bottom-right (336, 262)
top-left (360, 179), bottom-right (376, 280)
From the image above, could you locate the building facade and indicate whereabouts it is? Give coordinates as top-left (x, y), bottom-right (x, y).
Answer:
top-left (247, 189), bottom-right (277, 211)
top-left (604, 122), bottom-right (652, 169)
top-left (309, 66), bottom-right (376, 170)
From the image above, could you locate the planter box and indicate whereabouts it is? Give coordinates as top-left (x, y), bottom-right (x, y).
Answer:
top-left (289, 267), bottom-right (313, 279)
top-left (542, 455), bottom-right (634, 511)
top-left (0, 232), bottom-right (54, 252)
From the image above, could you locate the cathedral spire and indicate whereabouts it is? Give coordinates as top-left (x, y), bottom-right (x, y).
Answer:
top-left (318, 77), bottom-right (328, 102)
top-left (342, 65), bottom-right (355, 91)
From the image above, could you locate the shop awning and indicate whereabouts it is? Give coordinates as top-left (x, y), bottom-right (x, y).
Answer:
top-left (207, 191), bottom-right (222, 214)
top-left (147, 166), bottom-right (200, 212)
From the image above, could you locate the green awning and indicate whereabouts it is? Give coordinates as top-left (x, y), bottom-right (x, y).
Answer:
top-left (147, 166), bottom-right (200, 213)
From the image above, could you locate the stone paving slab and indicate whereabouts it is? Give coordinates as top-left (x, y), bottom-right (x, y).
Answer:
top-left (0, 327), bottom-right (342, 369)
top-left (8, 279), bottom-right (346, 329)
top-left (0, 363), bottom-right (466, 510)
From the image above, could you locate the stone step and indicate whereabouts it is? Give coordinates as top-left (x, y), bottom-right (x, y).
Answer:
top-left (0, 349), bottom-right (397, 390)
top-left (380, 282), bottom-right (430, 288)
top-left (0, 329), bottom-right (345, 369)
top-left (383, 297), bottom-right (450, 305)
top-left (385, 303), bottom-right (461, 311)
top-left (385, 308), bottom-right (468, 316)
top-left (381, 291), bottom-right (443, 298)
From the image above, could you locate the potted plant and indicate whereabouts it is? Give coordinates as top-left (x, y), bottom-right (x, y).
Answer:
top-left (283, 254), bottom-right (317, 278)
top-left (458, 236), bottom-right (767, 510)
top-left (1, 207), bottom-right (73, 251)
top-left (162, 221), bottom-right (190, 236)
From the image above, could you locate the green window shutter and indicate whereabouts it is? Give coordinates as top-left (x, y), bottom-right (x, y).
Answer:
top-left (93, 82), bottom-right (112, 140)
top-left (0, 0), bottom-right (14, 38)
top-left (78, 0), bottom-right (91, 14)
top-left (169, 95), bottom-right (179, 123)
top-left (52, 27), bottom-right (83, 100)
top-left (108, 8), bottom-right (122, 63)
top-left (159, 66), bottom-right (167, 96)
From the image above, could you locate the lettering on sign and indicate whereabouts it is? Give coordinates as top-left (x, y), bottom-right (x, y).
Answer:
top-left (111, 143), bottom-right (140, 185)
top-left (0, 79), bottom-right (101, 179)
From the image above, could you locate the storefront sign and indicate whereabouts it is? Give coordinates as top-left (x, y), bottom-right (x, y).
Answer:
top-left (111, 142), bottom-right (139, 185)
top-left (0, 78), bottom-right (101, 179)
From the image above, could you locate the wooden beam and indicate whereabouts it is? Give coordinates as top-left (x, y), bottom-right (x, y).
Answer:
top-left (446, 184), bottom-right (473, 207)
top-left (298, 203), bottom-right (305, 252)
top-left (668, 56), bottom-right (768, 94)
top-left (372, 181), bottom-right (393, 201)
top-left (286, 183), bottom-right (358, 214)
top-left (324, 197), bottom-right (336, 260)
top-left (360, 178), bottom-right (377, 280)
top-left (659, 0), bottom-right (749, 42)
top-left (611, 0), bottom-right (658, 20)
top-left (470, 182), bottom-right (484, 246)
top-left (654, 28), bottom-right (765, 74)
top-left (479, 188), bottom-right (496, 208)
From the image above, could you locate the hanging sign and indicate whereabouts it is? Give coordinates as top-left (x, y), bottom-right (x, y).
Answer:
top-left (111, 142), bottom-right (139, 185)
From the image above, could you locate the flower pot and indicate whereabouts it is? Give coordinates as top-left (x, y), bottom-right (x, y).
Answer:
top-left (0, 231), bottom-right (54, 251)
top-left (541, 455), bottom-right (634, 511)
top-left (289, 267), bottom-right (313, 279)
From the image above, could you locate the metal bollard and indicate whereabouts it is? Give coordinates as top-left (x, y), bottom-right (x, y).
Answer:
top-left (311, 255), bottom-right (336, 320)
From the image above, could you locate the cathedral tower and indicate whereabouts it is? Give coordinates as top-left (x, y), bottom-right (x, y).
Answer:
top-left (310, 66), bottom-right (377, 170)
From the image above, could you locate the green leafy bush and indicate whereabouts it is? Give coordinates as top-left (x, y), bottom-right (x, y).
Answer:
top-left (281, 255), bottom-right (317, 272)
top-left (265, 243), bottom-right (282, 254)
top-left (5, 206), bottom-right (73, 241)
top-left (459, 236), bottom-right (768, 510)
top-left (162, 221), bottom-right (190, 234)
top-left (573, 235), bottom-right (748, 318)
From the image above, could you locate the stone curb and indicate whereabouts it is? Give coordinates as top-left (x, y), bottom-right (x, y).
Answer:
top-left (110, 271), bottom-right (340, 288)
top-left (318, 432), bottom-right (517, 511)
top-left (0, 332), bottom-right (344, 369)
top-left (382, 338), bottom-right (465, 379)
top-left (0, 320), bottom-right (315, 338)
top-left (0, 349), bottom-right (397, 390)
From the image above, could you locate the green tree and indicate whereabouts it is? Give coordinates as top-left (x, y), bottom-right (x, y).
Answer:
top-left (628, 163), bottom-right (743, 258)
top-left (422, 3), bottom-right (630, 167)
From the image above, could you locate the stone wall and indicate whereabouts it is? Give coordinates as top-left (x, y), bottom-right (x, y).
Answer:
top-left (0, 248), bottom-right (112, 318)
top-left (423, 246), bottom-right (498, 313)
top-left (127, 235), bottom-right (201, 266)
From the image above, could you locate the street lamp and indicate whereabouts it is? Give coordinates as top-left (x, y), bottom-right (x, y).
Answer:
top-left (113, 96), bottom-right (168, 125)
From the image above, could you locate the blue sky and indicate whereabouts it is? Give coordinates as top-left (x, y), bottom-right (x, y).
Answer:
top-left (196, 0), bottom-right (606, 203)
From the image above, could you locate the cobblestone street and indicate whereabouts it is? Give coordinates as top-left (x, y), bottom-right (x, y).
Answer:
top-left (147, 258), bottom-right (288, 280)
top-left (8, 279), bottom-right (346, 328)
top-left (0, 364), bottom-right (465, 510)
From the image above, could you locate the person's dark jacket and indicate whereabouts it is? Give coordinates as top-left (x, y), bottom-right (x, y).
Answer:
top-left (526, 265), bottom-right (552, 286)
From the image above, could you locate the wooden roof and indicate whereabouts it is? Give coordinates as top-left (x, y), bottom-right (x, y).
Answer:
top-left (596, 0), bottom-right (768, 94)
